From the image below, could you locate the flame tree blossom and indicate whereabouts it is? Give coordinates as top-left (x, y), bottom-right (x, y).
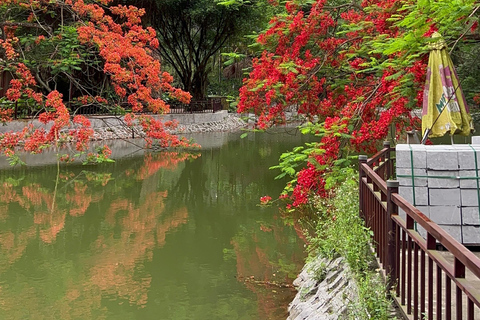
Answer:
top-left (239, 0), bottom-right (479, 206)
top-left (0, 0), bottom-right (195, 163)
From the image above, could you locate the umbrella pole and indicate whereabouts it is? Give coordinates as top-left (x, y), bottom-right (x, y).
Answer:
top-left (421, 128), bottom-right (431, 145)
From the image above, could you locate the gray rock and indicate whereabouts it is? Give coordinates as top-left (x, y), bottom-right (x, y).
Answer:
top-left (287, 256), bottom-right (361, 320)
top-left (89, 114), bottom-right (247, 141)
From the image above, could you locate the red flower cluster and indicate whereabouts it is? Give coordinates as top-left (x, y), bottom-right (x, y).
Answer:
top-left (0, 0), bottom-right (197, 161)
top-left (238, 0), bottom-right (435, 207)
top-left (260, 195), bottom-right (272, 204)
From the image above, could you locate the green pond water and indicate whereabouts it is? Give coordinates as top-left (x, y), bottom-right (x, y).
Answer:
top-left (0, 130), bottom-right (309, 320)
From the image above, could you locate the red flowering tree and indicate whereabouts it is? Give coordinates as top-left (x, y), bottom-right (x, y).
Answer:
top-left (238, 0), bottom-right (480, 207)
top-left (0, 0), bottom-right (194, 164)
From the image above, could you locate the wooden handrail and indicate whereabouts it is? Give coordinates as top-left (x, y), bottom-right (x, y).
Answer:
top-left (359, 143), bottom-right (480, 319)
top-left (360, 162), bottom-right (388, 194)
top-left (393, 194), bottom-right (480, 279)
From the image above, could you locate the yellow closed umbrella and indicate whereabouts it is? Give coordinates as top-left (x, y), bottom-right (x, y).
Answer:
top-left (421, 32), bottom-right (474, 143)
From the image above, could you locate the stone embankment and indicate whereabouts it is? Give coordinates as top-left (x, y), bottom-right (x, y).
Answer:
top-left (288, 256), bottom-right (361, 320)
top-left (0, 110), bottom-right (247, 167)
top-left (89, 112), bottom-right (247, 140)
top-left (0, 110), bottom-right (248, 140)
top-left (87, 110), bottom-right (305, 140)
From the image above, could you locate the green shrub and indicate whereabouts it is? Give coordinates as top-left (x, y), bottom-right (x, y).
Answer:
top-left (306, 172), bottom-right (393, 320)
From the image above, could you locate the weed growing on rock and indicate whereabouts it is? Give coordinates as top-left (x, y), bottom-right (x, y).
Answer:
top-left (307, 173), bottom-right (393, 319)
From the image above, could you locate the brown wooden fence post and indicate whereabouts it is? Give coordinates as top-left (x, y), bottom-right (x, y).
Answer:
top-left (359, 155), bottom-right (368, 219)
top-left (386, 179), bottom-right (399, 291)
top-left (383, 140), bottom-right (391, 180)
top-left (454, 257), bottom-right (466, 319)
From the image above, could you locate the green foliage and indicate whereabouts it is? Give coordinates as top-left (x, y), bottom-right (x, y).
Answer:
top-left (140, 0), bottom-right (272, 100)
top-left (6, 154), bottom-right (26, 167)
top-left (221, 52), bottom-right (247, 66)
top-left (28, 27), bottom-right (86, 74)
top-left (207, 76), bottom-right (244, 100)
top-left (358, 0), bottom-right (480, 106)
top-left (323, 163), bottom-right (356, 190)
top-left (270, 122), bottom-right (354, 192)
top-left (0, 4), bottom-right (110, 116)
top-left (270, 144), bottom-right (314, 180)
top-left (306, 174), bottom-right (391, 319)
top-left (82, 146), bottom-right (115, 165)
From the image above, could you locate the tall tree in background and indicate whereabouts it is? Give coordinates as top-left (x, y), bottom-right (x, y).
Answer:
top-left (147, 0), bottom-right (267, 101)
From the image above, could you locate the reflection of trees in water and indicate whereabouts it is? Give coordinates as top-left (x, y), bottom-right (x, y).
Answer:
top-left (164, 130), bottom-right (311, 212)
top-left (0, 152), bottom-right (194, 319)
top-left (168, 155), bottom-right (209, 208)
top-left (167, 137), bottom-right (280, 211)
top-left (0, 131), bottom-right (311, 319)
top-left (230, 218), bottom-right (305, 320)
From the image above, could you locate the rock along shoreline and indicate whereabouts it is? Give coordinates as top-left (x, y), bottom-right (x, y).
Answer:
top-left (89, 112), bottom-right (248, 141)
top-left (0, 110), bottom-right (249, 141)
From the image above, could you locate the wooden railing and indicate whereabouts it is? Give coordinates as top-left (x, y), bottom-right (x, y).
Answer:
top-left (359, 141), bottom-right (480, 319)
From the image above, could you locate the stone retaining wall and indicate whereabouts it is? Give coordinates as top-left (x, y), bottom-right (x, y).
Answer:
top-left (0, 113), bottom-right (247, 168)
top-left (0, 110), bottom-right (247, 141)
top-left (90, 112), bottom-right (247, 140)
top-left (288, 256), bottom-right (360, 320)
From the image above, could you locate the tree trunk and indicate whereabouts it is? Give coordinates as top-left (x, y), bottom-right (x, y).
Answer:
top-left (189, 69), bottom-right (208, 103)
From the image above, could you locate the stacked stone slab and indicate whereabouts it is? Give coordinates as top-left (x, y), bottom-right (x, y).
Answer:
top-left (396, 144), bottom-right (480, 245)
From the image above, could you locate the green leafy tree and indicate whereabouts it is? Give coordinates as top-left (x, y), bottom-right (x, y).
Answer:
top-left (0, 0), bottom-right (194, 163)
top-left (237, 0), bottom-right (480, 206)
top-left (142, 0), bottom-right (270, 101)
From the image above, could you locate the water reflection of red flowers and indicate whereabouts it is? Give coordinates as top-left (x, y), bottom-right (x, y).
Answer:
top-left (231, 220), bottom-right (305, 319)
top-left (0, 172), bottom-right (190, 315)
top-left (89, 191), bottom-right (189, 307)
top-left (66, 182), bottom-right (93, 216)
top-left (136, 152), bottom-right (200, 180)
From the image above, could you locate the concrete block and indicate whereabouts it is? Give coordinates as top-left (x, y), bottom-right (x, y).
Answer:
top-left (397, 205), bottom-right (428, 224)
top-left (460, 189), bottom-right (480, 207)
top-left (427, 170), bottom-right (460, 188)
top-left (429, 205), bottom-right (461, 225)
top-left (427, 145), bottom-right (455, 151)
top-left (456, 146), bottom-right (480, 170)
top-left (399, 186), bottom-right (428, 206)
top-left (472, 136), bottom-right (480, 145)
top-left (396, 144), bottom-right (426, 169)
top-left (416, 224), bottom-right (427, 240)
top-left (429, 188), bottom-right (461, 206)
top-left (427, 149), bottom-right (459, 170)
top-left (396, 167), bottom-right (427, 187)
top-left (438, 225), bottom-right (463, 243)
top-left (398, 208), bottom-right (406, 222)
top-left (462, 225), bottom-right (480, 245)
top-left (459, 170), bottom-right (480, 188)
top-left (461, 207), bottom-right (480, 225)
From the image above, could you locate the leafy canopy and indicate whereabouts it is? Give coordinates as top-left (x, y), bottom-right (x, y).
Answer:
top-left (0, 0), bottom-right (196, 163)
top-left (238, 0), bottom-right (480, 206)
top-left (144, 0), bottom-right (271, 100)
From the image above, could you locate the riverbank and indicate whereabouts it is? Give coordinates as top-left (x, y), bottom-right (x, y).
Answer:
top-left (87, 111), bottom-right (306, 140)
top-left (89, 112), bottom-right (248, 140)
top-left (0, 110), bottom-right (248, 140)
top-left (287, 256), bottom-right (361, 320)
top-left (287, 175), bottom-right (398, 320)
